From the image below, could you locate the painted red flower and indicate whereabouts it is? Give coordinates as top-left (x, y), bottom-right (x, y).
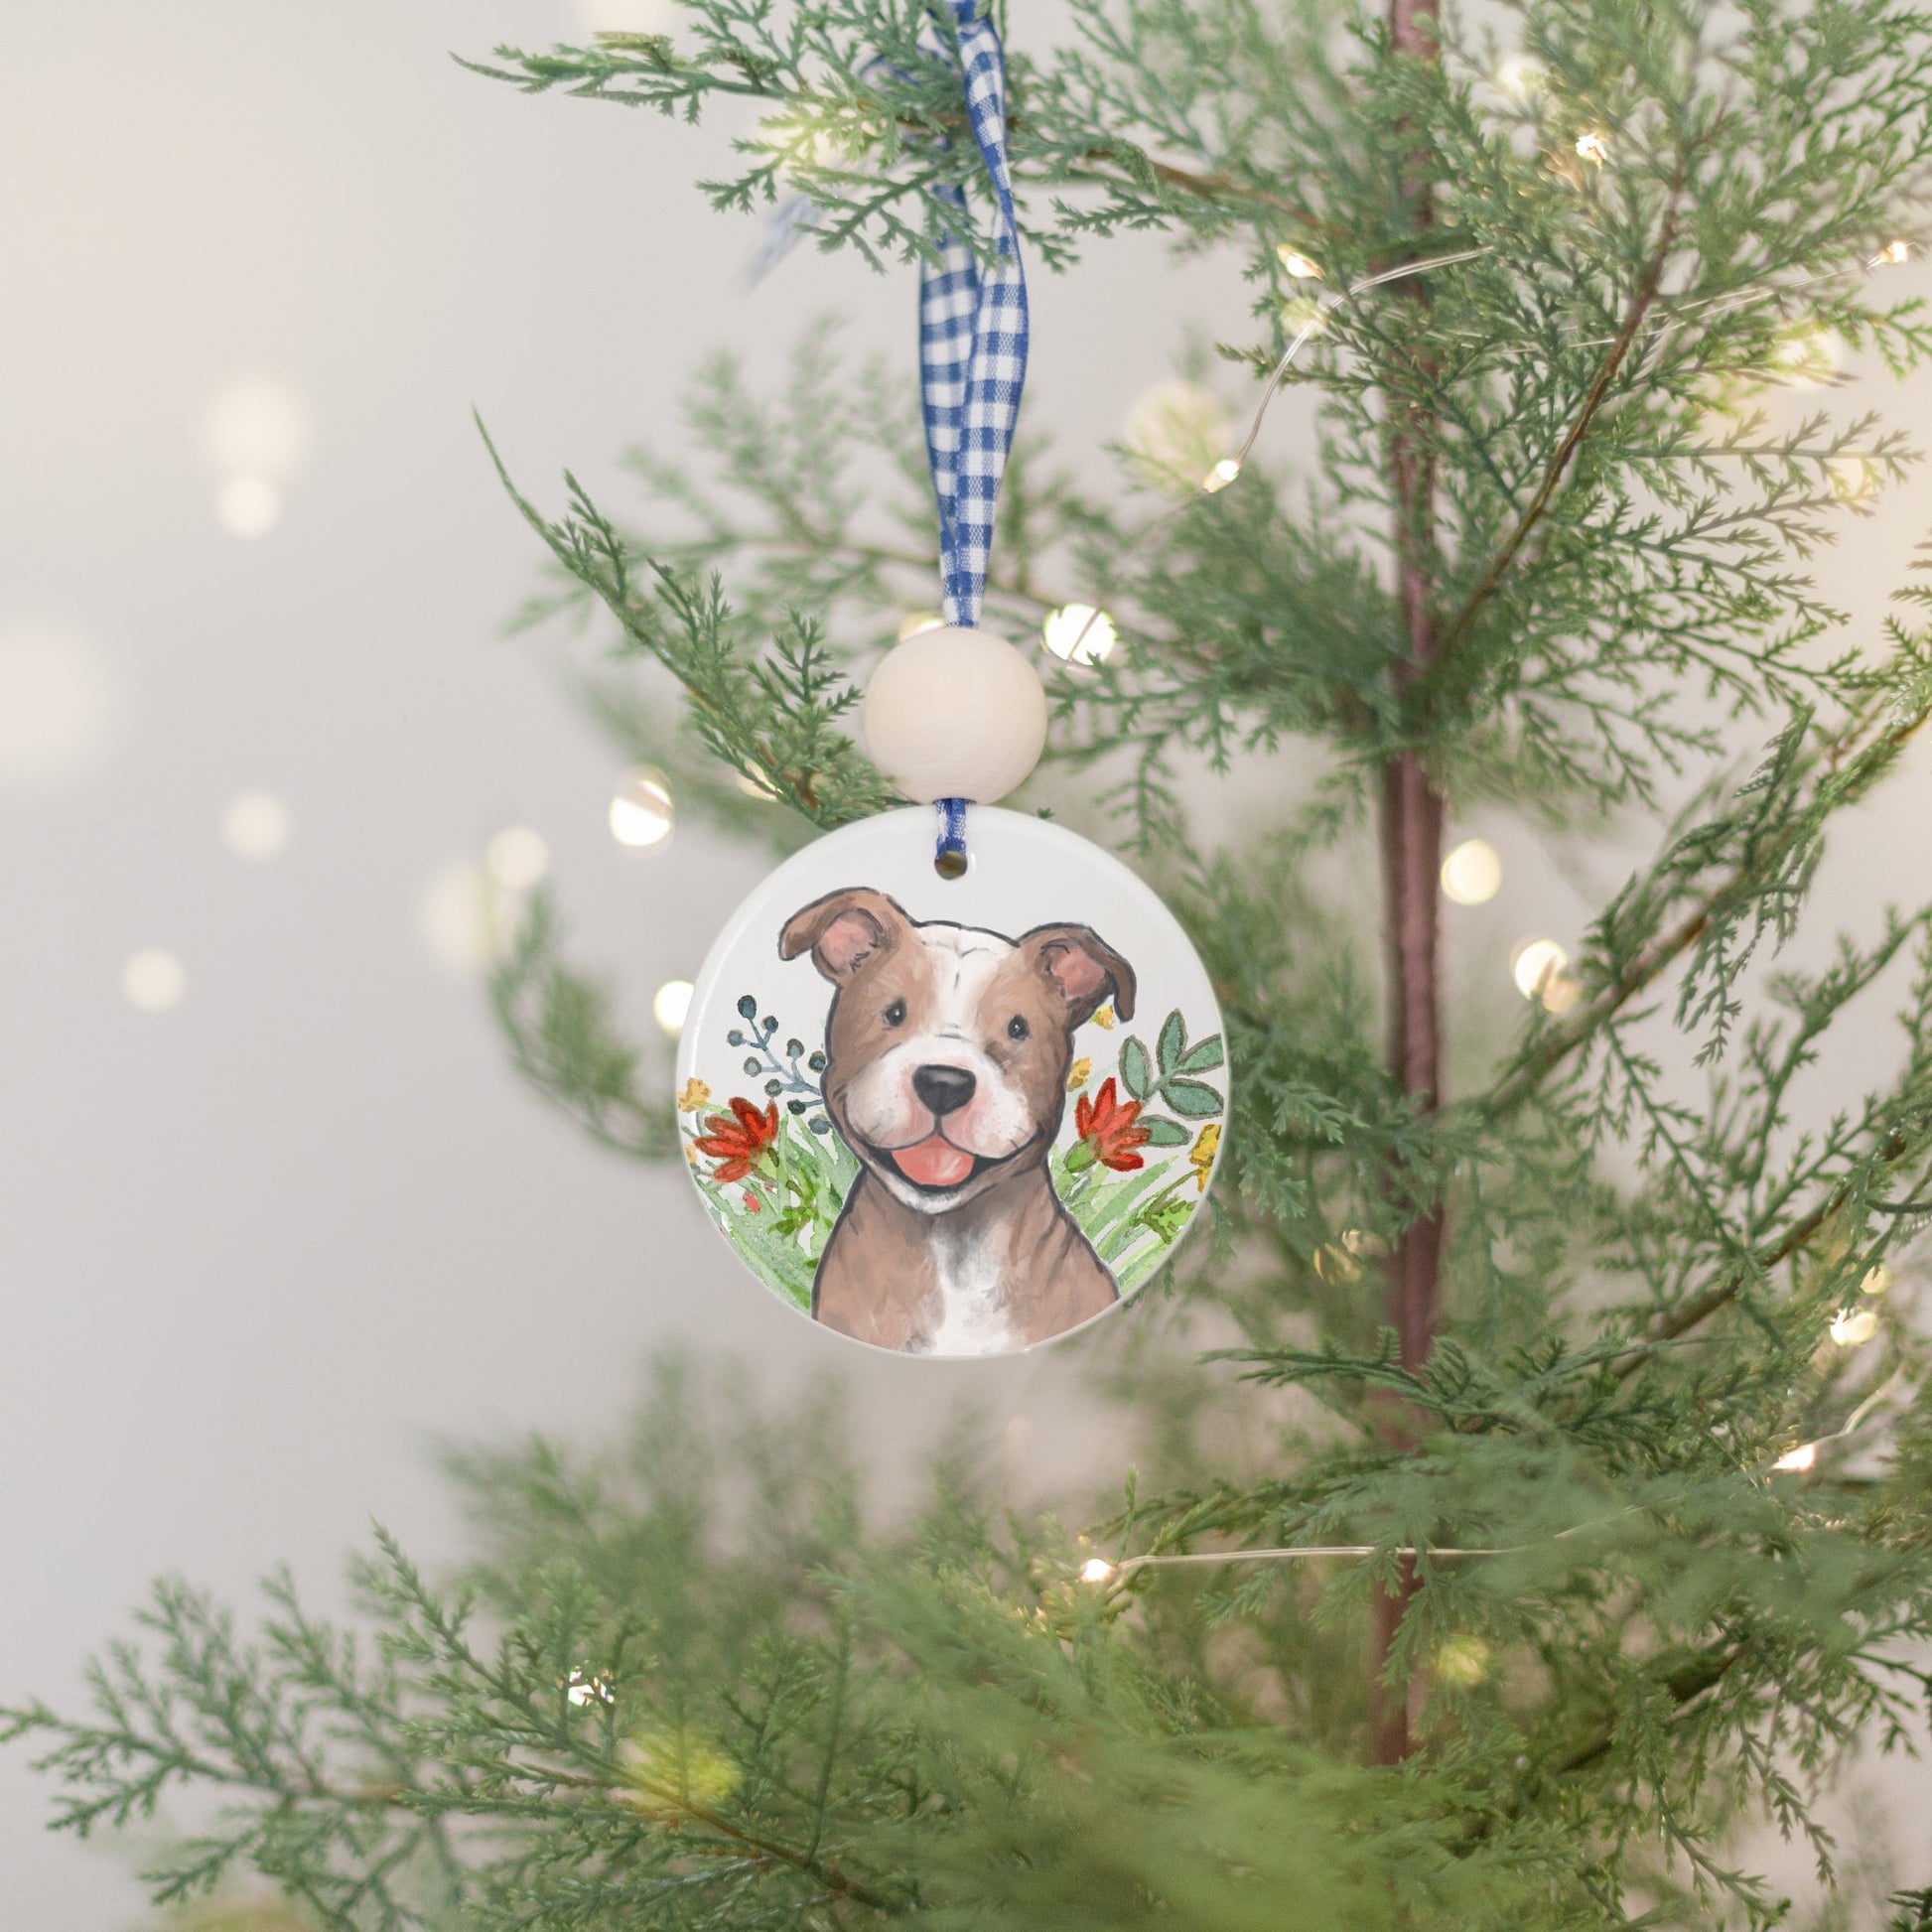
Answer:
top-left (1074, 1076), bottom-right (1152, 1173)
top-left (691, 1097), bottom-right (779, 1182)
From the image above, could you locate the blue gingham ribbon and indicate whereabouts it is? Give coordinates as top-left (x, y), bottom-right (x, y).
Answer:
top-left (921, 1), bottom-right (1028, 630)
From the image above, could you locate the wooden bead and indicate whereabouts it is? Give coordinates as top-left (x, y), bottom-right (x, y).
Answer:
top-left (861, 625), bottom-right (1047, 803)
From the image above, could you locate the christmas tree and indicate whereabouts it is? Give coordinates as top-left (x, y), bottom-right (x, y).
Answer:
top-left (10, 0), bottom-right (1932, 1924)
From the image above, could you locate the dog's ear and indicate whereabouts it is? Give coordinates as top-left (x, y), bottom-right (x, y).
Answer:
top-left (1021, 924), bottom-right (1137, 1027)
top-left (779, 889), bottom-right (910, 983)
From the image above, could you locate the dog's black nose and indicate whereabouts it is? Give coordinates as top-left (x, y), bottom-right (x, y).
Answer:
top-left (912, 1063), bottom-right (977, 1117)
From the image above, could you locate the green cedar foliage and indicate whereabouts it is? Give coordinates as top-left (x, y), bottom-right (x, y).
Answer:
top-left (13, 0), bottom-right (1932, 1925)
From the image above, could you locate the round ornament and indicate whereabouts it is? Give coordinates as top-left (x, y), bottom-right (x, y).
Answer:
top-left (675, 807), bottom-right (1229, 1356)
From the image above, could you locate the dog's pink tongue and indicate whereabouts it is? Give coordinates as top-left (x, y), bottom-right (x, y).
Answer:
top-left (892, 1136), bottom-right (975, 1187)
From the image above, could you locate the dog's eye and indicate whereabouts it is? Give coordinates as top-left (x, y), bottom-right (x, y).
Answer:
top-left (1007, 1015), bottom-right (1030, 1041)
top-left (883, 998), bottom-right (906, 1027)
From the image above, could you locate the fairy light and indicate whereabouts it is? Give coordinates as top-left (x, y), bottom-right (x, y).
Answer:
top-left (1575, 130), bottom-right (1609, 166)
top-left (122, 948), bottom-right (186, 1013)
top-left (652, 979), bottom-right (694, 1036)
top-left (485, 824), bottom-right (549, 891)
top-left (1510, 937), bottom-right (1569, 1002)
top-left (610, 767), bottom-right (674, 848)
top-left (1042, 604), bottom-right (1118, 665)
top-left (1770, 1367), bottom-right (1906, 1476)
top-left (1862, 1264), bottom-right (1891, 1296)
top-left (1771, 320), bottom-right (1846, 388)
top-left (1829, 1306), bottom-right (1878, 1347)
top-left (565, 1668), bottom-right (615, 1708)
top-left (1441, 838), bottom-right (1502, 905)
top-left (1871, 239), bottom-right (1911, 267)
top-left (1493, 53), bottom-right (1547, 101)
top-left (1540, 968), bottom-right (1584, 1016)
top-left (1276, 247), bottom-right (1324, 279)
top-left (1201, 456), bottom-right (1243, 492)
top-left (221, 790), bottom-right (292, 861)
top-left (1079, 1558), bottom-right (1116, 1584)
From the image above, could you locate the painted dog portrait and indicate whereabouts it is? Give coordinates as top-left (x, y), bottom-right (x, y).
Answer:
top-left (778, 887), bottom-right (1137, 1353)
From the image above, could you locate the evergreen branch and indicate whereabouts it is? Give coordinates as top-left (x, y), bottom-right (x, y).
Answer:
top-left (1425, 205), bottom-right (1681, 685)
top-left (479, 414), bottom-right (898, 827)
top-left (490, 892), bottom-right (678, 1165)
top-left (1481, 685), bottom-right (1932, 1119)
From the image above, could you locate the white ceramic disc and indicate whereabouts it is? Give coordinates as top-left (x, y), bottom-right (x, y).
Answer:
top-left (674, 806), bottom-right (1228, 1356)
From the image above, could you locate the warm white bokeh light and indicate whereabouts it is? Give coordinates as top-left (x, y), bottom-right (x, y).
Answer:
top-left (610, 767), bottom-right (674, 848)
top-left (1829, 1307), bottom-right (1878, 1347)
top-left (1770, 322), bottom-right (1846, 389)
top-left (1123, 379), bottom-right (1230, 493)
top-left (204, 377), bottom-right (313, 483)
top-left (417, 861), bottom-right (493, 974)
top-left (1510, 937), bottom-right (1569, 1002)
top-left (1079, 1558), bottom-right (1115, 1584)
top-left (1862, 1265), bottom-right (1892, 1296)
top-left (652, 979), bottom-right (694, 1037)
top-left (222, 790), bottom-right (292, 861)
top-left (215, 477), bottom-right (282, 538)
top-left (1772, 1442), bottom-right (1818, 1473)
top-left (485, 824), bottom-right (550, 892)
top-left (1441, 838), bottom-right (1502, 905)
top-left (1275, 246), bottom-right (1323, 279)
top-left (1494, 53), bottom-right (1547, 99)
top-left (1041, 604), bottom-right (1118, 666)
top-left (122, 948), bottom-right (186, 1013)
top-left (1574, 130), bottom-right (1609, 166)
top-left (0, 628), bottom-right (129, 791)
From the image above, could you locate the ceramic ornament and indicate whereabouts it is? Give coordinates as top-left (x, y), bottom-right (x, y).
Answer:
top-left (673, 2), bottom-right (1227, 1352)
top-left (675, 808), bottom-right (1227, 1355)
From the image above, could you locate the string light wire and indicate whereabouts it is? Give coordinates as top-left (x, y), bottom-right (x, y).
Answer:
top-left (1055, 235), bottom-right (1914, 665)
top-left (1054, 245), bottom-right (1491, 665)
top-left (1083, 1364), bottom-right (1909, 1585)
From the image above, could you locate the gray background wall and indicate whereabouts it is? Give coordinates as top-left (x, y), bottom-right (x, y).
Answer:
top-left (1, 3), bottom-right (1925, 1921)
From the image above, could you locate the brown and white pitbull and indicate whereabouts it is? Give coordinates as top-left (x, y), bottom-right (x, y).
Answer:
top-left (778, 888), bottom-right (1137, 1354)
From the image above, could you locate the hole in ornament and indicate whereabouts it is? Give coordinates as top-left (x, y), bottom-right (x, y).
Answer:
top-left (934, 848), bottom-right (970, 882)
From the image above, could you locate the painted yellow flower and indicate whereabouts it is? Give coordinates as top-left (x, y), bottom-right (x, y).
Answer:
top-left (683, 1142), bottom-right (702, 1167)
top-left (1091, 1005), bottom-right (1116, 1029)
top-left (676, 1077), bottom-right (711, 1113)
top-left (1065, 1057), bottom-right (1092, 1091)
top-left (1188, 1122), bottom-right (1220, 1191)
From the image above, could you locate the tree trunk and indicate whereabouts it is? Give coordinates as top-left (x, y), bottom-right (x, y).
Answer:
top-left (1369, 0), bottom-right (1445, 1769)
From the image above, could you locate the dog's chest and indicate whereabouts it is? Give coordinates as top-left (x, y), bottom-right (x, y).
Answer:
top-left (924, 1223), bottom-right (1018, 1355)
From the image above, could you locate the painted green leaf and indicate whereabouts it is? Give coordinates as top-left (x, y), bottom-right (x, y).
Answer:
top-left (1177, 1034), bottom-right (1225, 1073)
top-left (1162, 1076), bottom-right (1223, 1118)
top-left (1101, 1188), bottom-right (1193, 1263)
top-left (1138, 1194), bottom-right (1191, 1244)
top-left (1079, 1160), bottom-right (1178, 1240)
top-left (1156, 1008), bottom-right (1186, 1074)
top-left (1140, 1116), bottom-right (1191, 1148)
top-left (1120, 1035), bottom-right (1153, 1100)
